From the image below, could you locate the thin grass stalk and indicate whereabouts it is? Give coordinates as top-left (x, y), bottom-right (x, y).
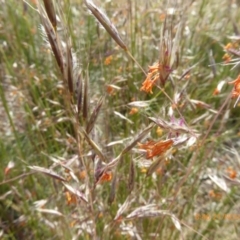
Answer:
top-left (66, 41), bottom-right (74, 95)
top-left (0, 76), bottom-right (24, 160)
top-left (108, 173), bottom-right (117, 204)
top-left (125, 50), bottom-right (147, 76)
top-left (62, 39), bottom-right (74, 98)
top-left (128, 159), bottom-right (135, 193)
top-left (154, 92), bottom-right (233, 238)
top-left (83, 71), bottom-right (89, 120)
top-left (76, 71), bottom-right (83, 114)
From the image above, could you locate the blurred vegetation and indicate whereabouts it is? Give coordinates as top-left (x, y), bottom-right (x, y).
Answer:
top-left (1, 0), bottom-right (240, 239)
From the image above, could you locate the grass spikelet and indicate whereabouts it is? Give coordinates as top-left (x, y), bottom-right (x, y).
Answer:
top-left (84, 0), bottom-right (127, 51)
top-left (121, 123), bottom-right (154, 155)
top-left (80, 128), bottom-right (107, 163)
top-left (84, 0), bottom-right (147, 75)
top-left (63, 183), bottom-right (88, 203)
top-left (40, 9), bottom-right (64, 74)
top-left (146, 155), bottom-right (165, 176)
top-left (157, 17), bottom-right (182, 86)
top-left (39, 3), bottom-right (75, 98)
top-left (102, 124), bottom-right (154, 173)
top-left (42, 0), bottom-right (57, 30)
top-left (86, 96), bottom-right (104, 134)
top-left (28, 166), bottom-right (66, 182)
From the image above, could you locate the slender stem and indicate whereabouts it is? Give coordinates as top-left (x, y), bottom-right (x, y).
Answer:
top-left (125, 49), bottom-right (147, 76)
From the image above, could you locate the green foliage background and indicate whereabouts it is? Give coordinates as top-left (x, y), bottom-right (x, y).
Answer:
top-left (0, 0), bottom-right (240, 239)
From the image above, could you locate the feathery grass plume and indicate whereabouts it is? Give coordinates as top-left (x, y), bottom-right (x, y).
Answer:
top-left (84, 0), bottom-right (127, 51)
top-left (42, 0), bottom-right (57, 30)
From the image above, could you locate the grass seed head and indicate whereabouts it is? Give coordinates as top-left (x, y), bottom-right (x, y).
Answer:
top-left (84, 0), bottom-right (127, 50)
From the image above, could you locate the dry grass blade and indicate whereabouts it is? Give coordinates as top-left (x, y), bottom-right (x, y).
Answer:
top-left (126, 205), bottom-right (183, 232)
top-left (84, 0), bottom-right (127, 51)
top-left (42, 0), bottom-right (57, 30)
top-left (128, 100), bottom-right (152, 108)
top-left (28, 166), bottom-right (66, 182)
top-left (171, 215), bottom-right (182, 232)
top-left (114, 111), bottom-right (133, 124)
top-left (80, 128), bottom-right (107, 163)
top-left (36, 208), bottom-right (63, 217)
top-left (208, 174), bottom-right (230, 193)
top-left (126, 204), bottom-right (168, 219)
top-left (63, 183), bottom-right (88, 203)
top-left (86, 96), bottom-right (104, 134)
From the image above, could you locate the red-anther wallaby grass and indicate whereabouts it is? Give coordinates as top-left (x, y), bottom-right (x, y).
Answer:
top-left (1, 0), bottom-right (240, 239)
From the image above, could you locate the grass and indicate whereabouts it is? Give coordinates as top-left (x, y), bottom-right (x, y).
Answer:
top-left (1, 0), bottom-right (240, 239)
